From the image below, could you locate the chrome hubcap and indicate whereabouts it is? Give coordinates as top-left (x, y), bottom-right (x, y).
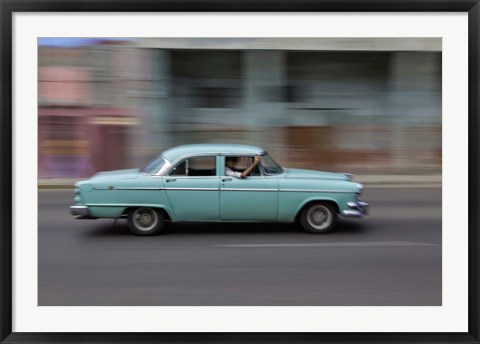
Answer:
top-left (307, 205), bottom-right (332, 230)
top-left (133, 208), bottom-right (158, 231)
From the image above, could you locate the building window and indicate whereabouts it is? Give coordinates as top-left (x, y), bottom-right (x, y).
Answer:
top-left (171, 50), bottom-right (242, 109)
top-left (193, 86), bottom-right (240, 108)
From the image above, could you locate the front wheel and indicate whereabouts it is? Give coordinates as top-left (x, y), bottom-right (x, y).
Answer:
top-left (300, 202), bottom-right (337, 234)
top-left (127, 207), bottom-right (165, 236)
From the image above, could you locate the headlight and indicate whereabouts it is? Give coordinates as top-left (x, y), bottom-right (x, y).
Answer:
top-left (74, 187), bottom-right (81, 204)
top-left (356, 183), bottom-right (364, 194)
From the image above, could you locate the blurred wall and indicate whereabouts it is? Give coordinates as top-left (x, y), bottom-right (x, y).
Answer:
top-left (38, 38), bottom-right (441, 178)
top-left (38, 43), bottom-right (137, 178)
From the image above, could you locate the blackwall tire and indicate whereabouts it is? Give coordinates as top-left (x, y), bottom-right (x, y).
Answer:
top-left (127, 207), bottom-right (165, 236)
top-left (300, 202), bottom-right (337, 234)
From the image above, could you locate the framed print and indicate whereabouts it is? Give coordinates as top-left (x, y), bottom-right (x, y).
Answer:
top-left (1, 0), bottom-right (479, 343)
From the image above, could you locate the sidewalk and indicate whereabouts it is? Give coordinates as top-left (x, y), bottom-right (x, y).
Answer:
top-left (38, 175), bottom-right (441, 189)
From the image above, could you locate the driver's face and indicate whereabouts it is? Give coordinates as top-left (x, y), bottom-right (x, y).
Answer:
top-left (226, 158), bottom-right (237, 167)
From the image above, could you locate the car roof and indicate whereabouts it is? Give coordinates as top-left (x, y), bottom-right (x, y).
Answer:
top-left (162, 143), bottom-right (265, 162)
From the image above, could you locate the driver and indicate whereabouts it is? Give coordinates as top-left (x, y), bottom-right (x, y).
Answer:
top-left (225, 156), bottom-right (261, 178)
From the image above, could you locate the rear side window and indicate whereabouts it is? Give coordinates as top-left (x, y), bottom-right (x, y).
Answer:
top-left (169, 156), bottom-right (216, 176)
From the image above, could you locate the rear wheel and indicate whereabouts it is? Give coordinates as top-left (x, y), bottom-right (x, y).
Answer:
top-left (300, 202), bottom-right (337, 234)
top-left (127, 207), bottom-right (164, 236)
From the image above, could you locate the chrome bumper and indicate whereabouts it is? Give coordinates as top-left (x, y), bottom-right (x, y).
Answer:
top-left (70, 205), bottom-right (90, 217)
top-left (342, 201), bottom-right (369, 218)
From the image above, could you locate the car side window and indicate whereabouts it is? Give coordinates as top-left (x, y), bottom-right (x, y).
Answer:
top-left (169, 156), bottom-right (216, 176)
top-left (169, 160), bottom-right (187, 176)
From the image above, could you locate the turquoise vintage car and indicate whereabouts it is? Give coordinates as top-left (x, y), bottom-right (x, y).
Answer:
top-left (70, 144), bottom-right (368, 235)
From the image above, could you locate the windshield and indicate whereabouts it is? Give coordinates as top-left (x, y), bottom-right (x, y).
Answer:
top-left (260, 154), bottom-right (283, 175)
top-left (140, 155), bottom-right (166, 174)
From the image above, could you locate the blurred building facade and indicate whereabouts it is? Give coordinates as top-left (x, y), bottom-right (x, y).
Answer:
top-left (38, 42), bottom-right (137, 177)
top-left (38, 38), bottom-right (441, 178)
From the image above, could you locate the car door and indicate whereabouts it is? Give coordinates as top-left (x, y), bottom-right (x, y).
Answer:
top-left (219, 156), bottom-right (278, 221)
top-left (163, 155), bottom-right (220, 221)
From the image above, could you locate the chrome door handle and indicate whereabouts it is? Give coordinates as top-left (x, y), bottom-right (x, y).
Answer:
top-left (165, 178), bottom-right (176, 183)
top-left (221, 178), bottom-right (232, 182)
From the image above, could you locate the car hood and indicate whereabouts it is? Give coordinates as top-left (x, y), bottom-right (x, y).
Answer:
top-left (92, 168), bottom-right (140, 180)
top-left (283, 168), bottom-right (349, 181)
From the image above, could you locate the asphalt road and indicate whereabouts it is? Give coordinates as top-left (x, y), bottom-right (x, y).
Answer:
top-left (38, 188), bottom-right (441, 306)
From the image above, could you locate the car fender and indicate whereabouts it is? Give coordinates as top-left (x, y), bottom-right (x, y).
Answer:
top-left (122, 204), bottom-right (175, 221)
top-left (87, 203), bottom-right (175, 220)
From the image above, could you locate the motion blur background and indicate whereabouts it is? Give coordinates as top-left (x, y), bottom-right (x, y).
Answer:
top-left (38, 38), bottom-right (441, 178)
top-left (38, 38), bottom-right (442, 306)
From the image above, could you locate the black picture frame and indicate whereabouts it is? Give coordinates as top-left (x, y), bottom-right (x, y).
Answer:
top-left (1, 1), bottom-right (479, 343)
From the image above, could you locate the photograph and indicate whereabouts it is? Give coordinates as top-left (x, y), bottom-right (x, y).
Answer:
top-left (38, 37), bottom-right (442, 306)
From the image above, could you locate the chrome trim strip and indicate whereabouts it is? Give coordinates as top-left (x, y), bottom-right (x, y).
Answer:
top-left (342, 210), bottom-right (364, 218)
top-left (220, 188), bottom-right (277, 192)
top-left (164, 187), bottom-right (218, 191)
top-left (164, 176), bottom-right (220, 179)
top-left (217, 151), bottom-right (265, 156)
top-left (86, 204), bottom-right (160, 207)
top-left (279, 189), bottom-right (355, 193)
top-left (95, 186), bottom-right (354, 193)
top-left (86, 203), bottom-right (170, 206)
top-left (347, 201), bottom-right (370, 208)
top-left (93, 187), bottom-right (164, 191)
top-left (221, 176), bottom-right (267, 179)
top-left (344, 201), bottom-right (369, 217)
top-left (114, 187), bottom-right (164, 190)
top-left (70, 205), bottom-right (89, 216)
